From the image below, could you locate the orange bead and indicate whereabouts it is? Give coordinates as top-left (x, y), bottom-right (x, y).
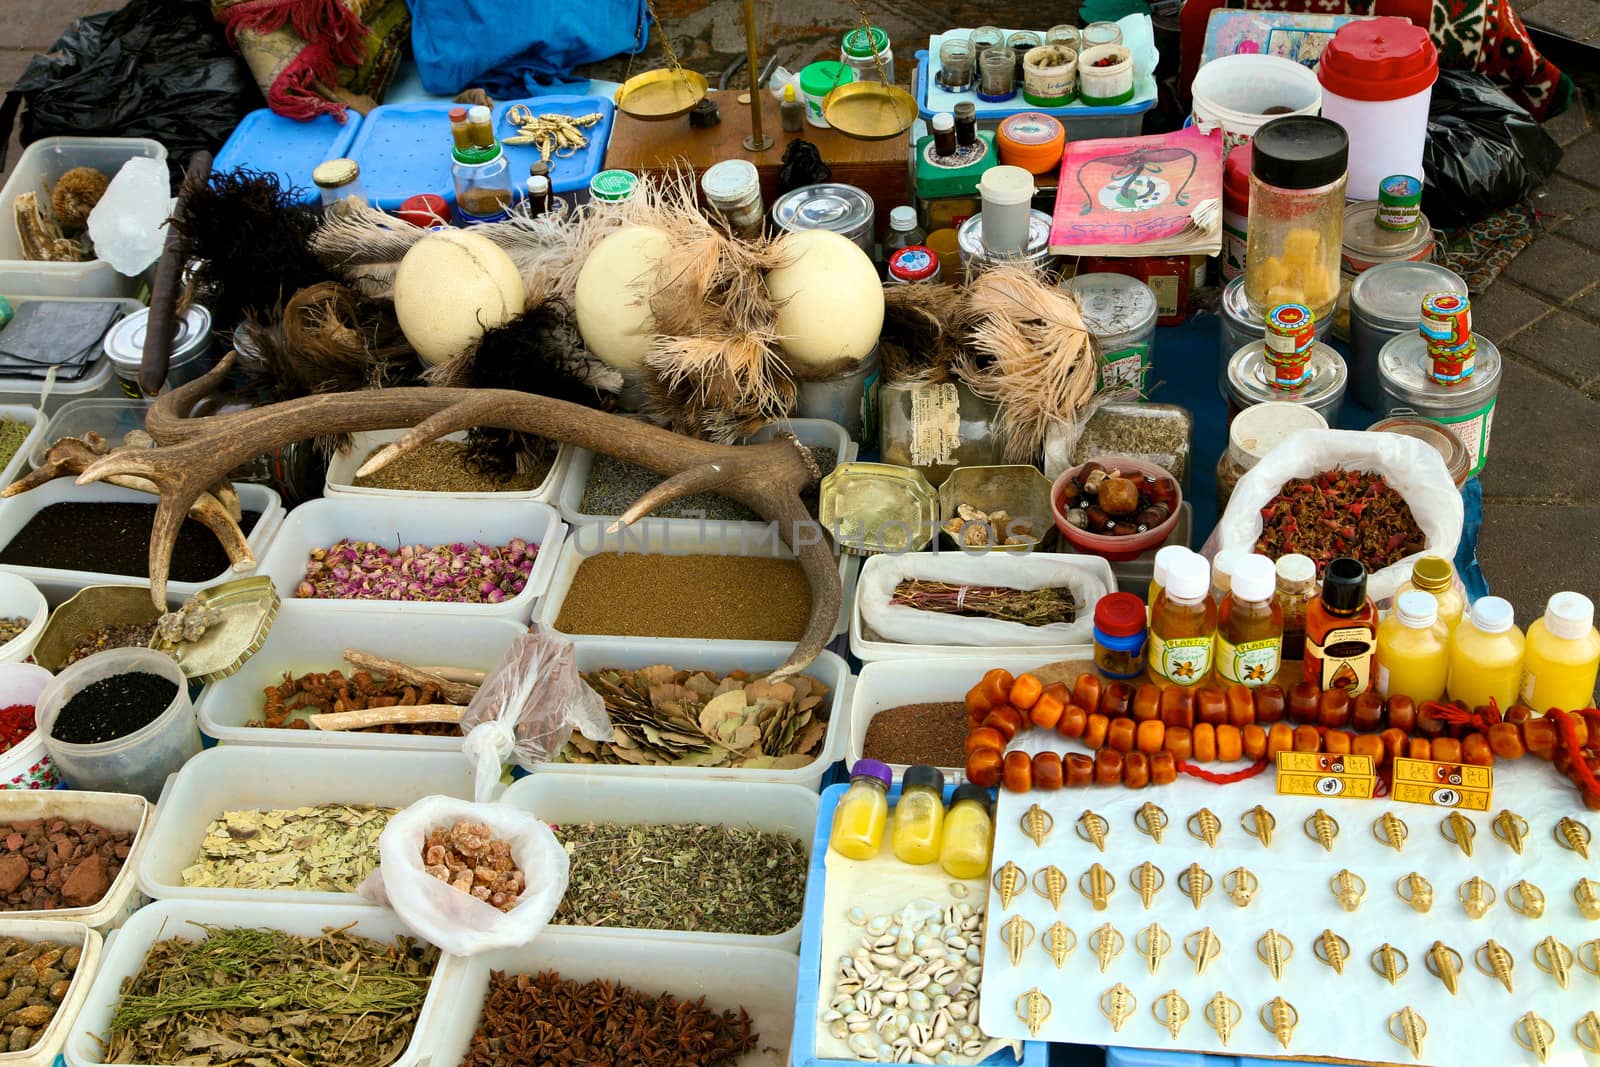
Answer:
top-left (1033, 751), bottom-right (1064, 789)
top-left (1215, 724), bottom-right (1243, 763)
top-left (1163, 725), bottom-right (1193, 762)
top-left (1149, 750), bottom-right (1178, 785)
top-left (1094, 749), bottom-right (1124, 786)
top-left (1266, 722), bottom-right (1295, 760)
top-left (1352, 692), bottom-right (1385, 732)
top-left (1461, 732), bottom-right (1493, 767)
top-left (1009, 673), bottom-right (1044, 711)
top-left (1043, 682), bottom-right (1072, 706)
top-left (982, 706), bottom-right (1025, 743)
top-left (1002, 750), bottom-right (1034, 793)
top-left (1293, 725), bottom-right (1321, 753)
top-left (1136, 719), bottom-right (1165, 755)
top-left (1057, 703), bottom-right (1089, 740)
top-left (1351, 734), bottom-right (1384, 763)
top-left (1192, 723), bottom-right (1217, 763)
top-left (1242, 724), bottom-right (1267, 761)
top-left (1318, 689), bottom-right (1351, 730)
top-left (1522, 717), bottom-right (1558, 759)
top-left (965, 747), bottom-right (1002, 787)
top-left (1072, 674), bottom-right (1102, 716)
top-left (1123, 751), bottom-right (1150, 788)
top-left (1431, 736), bottom-right (1462, 764)
top-left (1195, 686), bottom-right (1228, 727)
top-left (1099, 681), bottom-right (1134, 718)
top-left (1030, 692), bottom-right (1065, 732)
top-left (1065, 752), bottom-right (1095, 787)
top-left (964, 727), bottom-right (1004, 755)
top-left (1253, 684), bottom-right (1286, 724)
top-left (1487, 721), bottom-right (1526, 759)
top-left (979, 668), bottom-right (1014, 708)
top-left (1083, 713), bottom-right (1110, 750)
top-left (1107, 716), bottom-right (1137, 754)
top-left (1160, 685), bottom-right (1194, 728)
top-left (1133, 684), bottom-right (1162, 722)
top-left (965, 687), bottom-right (993, 727)
top-left (1386, 695), bottom-right (1417, 733)
top-left (1407, 737), bottom-right (1432, 761)
top-left (1289, 682), bottom-right (1320, 724)
top-left (1502, 703), bottom-right (1532, 726)
top-left (1377, 727), bottom-right (1408, 767)
top-left (1323, 729), bottom-right (1352, 756)
top-left (1225, 685), bottom-right (1255, 728)
top-left (1569, 715), bottom-right (1590, 749)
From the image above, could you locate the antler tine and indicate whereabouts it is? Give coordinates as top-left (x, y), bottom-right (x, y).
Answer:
top-left (612, 463), bottom-right (737, 531)
top-left (356, 394), bottom-right (512, 478)
top-left (144, 352), bottom-right (239, 441)
top-left (762, 492), bottom-right (840, 680)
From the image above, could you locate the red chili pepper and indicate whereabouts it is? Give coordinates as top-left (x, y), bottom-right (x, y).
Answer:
top-left (0, 704), bottom-right (35, 754)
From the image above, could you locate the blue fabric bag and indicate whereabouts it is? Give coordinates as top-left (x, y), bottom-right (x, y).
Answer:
top-left (409, 0), bottom-right (647, 95)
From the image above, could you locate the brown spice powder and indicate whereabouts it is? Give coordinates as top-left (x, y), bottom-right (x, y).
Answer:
top-left (553, 554), bottom-right (811, 642)
top-left (351, 440), bottom-right (549, 494)
top-left (861, 702), bottom-right (969, 767)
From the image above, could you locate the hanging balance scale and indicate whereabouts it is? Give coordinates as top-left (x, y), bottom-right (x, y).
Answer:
top-left (821, 16), bottom-right (915, 140)
top-left (614, 2), bottom-right (709, 121)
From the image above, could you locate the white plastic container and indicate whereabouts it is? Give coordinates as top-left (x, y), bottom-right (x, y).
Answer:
top-left (0, 790), bottom-right (150, 932)
top-left (0, 574), bottom-right (49, 667)
top-left (0, 919), bottom-right (102, 1067)
top-left (976, 165), bottom-right (1035, 256)
top-left (63, 901), bottom-right (448, 1067)
top-left (1191, 54), bottom-right (1322, 160)
top-left (322, 429), bottom-right (572, 503)
top-left (503, 772), bottom-right (818, 951)
top-left (0, 406), bottom-right (44, 494)
top-left (1077, 44), bottom-right (1135, 106)
top-left (27, 398), bottom-right (149, 469)
top-left (36, 647), bottom-right (199, 801)
top-left (139, 747), bottom-right (478, 905)
top-left (1317, 18), bottom-right (1438, 201)
top-left (0, 298), bottom-right (139, 417)
top-left (193, 603), bottom-right (524, 751)
top-left (0, 663), bottom-right (56, 788)
top-left (420, 931), bottom-right (795, 1067)
top-left (252, 496), bottom-right (565, 620)
top-left (539, 635), bottom-right (851, 791)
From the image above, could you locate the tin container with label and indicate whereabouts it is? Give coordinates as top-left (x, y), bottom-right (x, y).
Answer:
top-left (772, 183), bottom-right (876, 258)
top-left (1349, 260), bottom-right (1467, 411)
top-left (1218, 275), bottom-right (1332, 398)
top-left (1335, 198), bottom-right (1434, 340)
top-left (102, 305), bottom-right (214, 398)
top-left (795, 347), bottom-right (880, 444)
top-left (1377, 330), bottom-right (1500, 477)
top-left (1059, 273), bottom-right (1158, 399)
top-left (956, 209), bottom-right (1054, 281)
top-left (1227, 339), bottom-right (1347, 427)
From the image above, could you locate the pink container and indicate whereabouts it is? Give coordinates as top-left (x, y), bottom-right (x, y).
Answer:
top-left (1052, 458), bottom-right (1184, 563)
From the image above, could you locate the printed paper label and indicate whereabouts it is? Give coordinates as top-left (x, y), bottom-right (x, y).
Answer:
top-left (1437, 397), bottom-right (1496, 476)
top-left (1276, 751), bottom-right (1377, 799)
top-left (1305, 625), bottom-right (1374, 694)
top-left (907, 382), bottom-right (960, 467)
top-left (1216, 634), bottom-right (1282, 686)
top-left (1150, 632), bottom-right (1213, 686)
top-left (1147, 275), bottom-right (1180, 319)
top-left (1099, 343), bottom-right (1150, 399)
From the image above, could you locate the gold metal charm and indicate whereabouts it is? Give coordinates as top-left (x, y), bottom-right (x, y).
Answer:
top-left (1513, 1011), bottom-right (1556, 1064)
top-left (1578, 878), bottom-right (1600, 920)
top-left (1033, 864), bottom-right (1067, 910)
top-left (1153, 989), bottom-right (1189, 1040)
top-left (1492, 808), bottom-right (1529, 854)
top-left (1508, 878), bottom-right (1546, 919)
top-left (1132, 860), bottom-right (1165, 909)
top-left (1256, 929), bottom-right (1293, 982)
top-left (1371, 943), bottom-right (1409, 985)
top-left (1372, 811), bottom-right (1408, 852)
top-left (1314, 929), bottom-right (1349, 975)
top-left (1091, 922), bottom-right (1125, 973)
top-left (1425, 940), bottom-right (1463, 995)
top-left (1533, 935), bottom-right (1573, 989)
top-left (1187, 807), bottom-right (1222, 847)
top-left (1329, 868), bottom-right (1366, 912)
top-left (1079, 862), bottom-right (1115, 911)
top-left (1043, 921), bottom-right (1076, 969)
top-left (1440, 811), bottom-right (1476, 857)
top-left (1304, 808), bottom-right (1339, 852)
top-left (1205, 992), bottom-right (1242, 1047)
top-left (1473, 938), bottom-right (1515, 993)
top-left (1136, 921), bottom-right (1171, 976)
top-left (1388, 1007), bottom-right (1428, 1061)
top-left (1556, 815), bottom-right (1593, 859)
top-left (1179, 862), bottom-right (1213, 910)
top-left (1222, 866), bottom-right (1258, 908)
top-left (992, 860), bottom-right (1025, 909)
top-left (1134, 800), bottom-right (1168, 843)
top-left (1241, 804), bottom-right (1275, 848)
top-left (1458, 875), bottom-right (1496, 920)
top-left (1015, 987), bottom-right (1051, 1037)
top-left (1000, 914), bottom-right (1036, 966)
top-left (1396, 871), bottom-right (1433, 914)
top-left (1076, 809), bottom-right (1110, 852)
top-left (1185, 926), bottom-right (1222, 976)
top-left (1100, 982), bottom-right (1136, 1033)
top-left (1259, 996), bottom-right (1298, 1049)
top-left (1020, 803), bottom-right (1053, 847)
top-left (1577, 1011), bottom-right (1600, 1056)
top-left (1580, 937), bottom-right (1600, 977)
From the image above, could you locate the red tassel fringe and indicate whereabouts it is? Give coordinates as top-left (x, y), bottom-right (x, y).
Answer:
top-left (218, 0), bottom-right (369, 68)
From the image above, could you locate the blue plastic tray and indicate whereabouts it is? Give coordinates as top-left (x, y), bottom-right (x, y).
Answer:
top-left (345, 101), bottom-right (459, 210)
top-left (793, 782), bottom-right (1050, 1067)
top-left (213, 109), bottom-right (363, 205)
top-left (491, 96), bottom-right (616, 196)
top-left (914, 49), bottom-right (1153, 132)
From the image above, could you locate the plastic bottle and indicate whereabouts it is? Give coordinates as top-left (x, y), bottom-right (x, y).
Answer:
top-left (1094, 591), bottom-right (1149, 680)
top-left (932, 112), bottom-right (957, 157)
top-left (781, 82), bottom-right (805, 132)
top-left (1304, 556), bottom-right (1378, 694)
top-left (1148, 544), bottom-right (1191, 610)
top-left (1521, 592), bottom-right (1600, 710)
top-left (1210, 548), bottom-right (1244, 604)
top-left (891, 764), bottom-right (946, 864)
top-left (1447, 596), bottom-right (1525, 711)
top-left (448, 106), bottom-right (471, 149)
top-left (1376, 590), bottom-right (1449, 702)
top-left (831, 759), bottom-right (892, 859)
top-left (1150, 552), bottom-right (1217, 687)
top-left (886, 206), bottom-right (926, 258)
top-left (1274, 553), bottom-right (1317, 660)
top-left (1216, 554), bottom-right (1284, 687)
top-left (1394, 555), bottom-right (1465, 633)
top-left (939, 783), bottom-right (994, 880)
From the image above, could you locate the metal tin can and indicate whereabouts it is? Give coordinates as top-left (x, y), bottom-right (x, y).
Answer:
top-left (1226, 339), bottom-right (1347, 427)
top-left (1377, 330), bottom-right (1501, 478)
top-left (1348, 261), bottom-right (1467, 411)
top-left (794, 345), bottom-right (881, 444)
top-left (1335, 197), bottom-right (1434, 340)
top-left (588, 169), bottom-right (639, 204)
top-left (101, 305), bottom-right (214, 398)
top-left (772, 183), bottom-right (876, 258)
top-left (1368, 414), bottom-right (1471, 487)
top-left (1218, 275), bottom-right (1332, 399)
top-left (956, 209), bottom-right (1054, 281)
top-left (1059, 272), bottom-right (1157, 399)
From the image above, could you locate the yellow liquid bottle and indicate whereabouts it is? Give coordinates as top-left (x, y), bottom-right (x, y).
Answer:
top-left (1150, 552), bottom-right (1217, 687)
top-left (1447, 596), bottom-right (1525, 710)
top-left (1148, 545), bottom-right (1193, 615)
top-left (1394, 555), bottom-right (1466, 633)
top-left (1521, 592), bottom-right (1600, 710)
top-left (1376, 591), bottom-right (1449, 702)
top-left (891, 765), bottom-right (946, 865)
top-left (831, 760), bottom-right (891, 860)
top-left (1216, 554), bottom-right (1284, 686)
top-left (939, 783), bottom-right (994, 880)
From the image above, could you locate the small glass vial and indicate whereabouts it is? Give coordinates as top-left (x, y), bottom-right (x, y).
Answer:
top-left (978, 46), bottom-right (1017, 101)
top-left (1274, 553), bottom-right (1317, 661)
top-left (831, 759), bottom-right (892, 860)
top-left (1305, 556), bottom-right (1378, 694)
top-left (1083, 21), bottom-right (1123, 46)
top-left (1216, 553), bottom-right (1284, 687)
top-left (311, 158), bottom-right (361, 209)
top-left (939, 38), bottom-right (975, 91)
top-left (466, 104), bottom-right (495, 149)
top-left (891, 764), bottom-right (946, 865)
top-left (940, 783), bottom-right (993, 880)
top-left (885, 205), bottom-right (925, 257)
top-left (1046, 24), bottom-right (1081, 50)
top-left (931, 111), bottom-right (956, 157)
top-left (448, 106), bottom-right (471, 150)
top-left (953, 101), bottom-right (978, 147)
top-left (701, 159), bottom-right (764, 240)
top-left (781, 82), bottom-right (804, 131)
top-left (1244, 116), bottom-right (1350, 323)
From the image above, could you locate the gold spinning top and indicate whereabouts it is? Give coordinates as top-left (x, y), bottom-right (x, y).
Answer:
top-left (1076, 809), bottom-right (1110, 852)
top-left (1100, 982), bottom-right (1136, 1033)
top-left (1033, 864), bottom-right (1068, 910)
top-left (1314, 929), bottom-right (1349, 974)
top-left (1425, 940), bottom-right (1463, 995)
top-left (1533, 935), bottom-right (1573, 989)
top-left (1580, 937), bottom-right (1600, 977)
top-left (1304, 808), bottom-right (1339, 852)
top-left (1015, 987), bottom-right (1051, 1037)
top-left (1372, 811), bottom-right (1408, 852)
top-left (1134, 800), bottom-right (1168, 843)
top-left (1473, 938), bottom-right (1515, 993)
top-left (1185, 926), bottom-right (1222, 975)
top-left (1256, 929), bottom-right (1293, 982)
top-left (1187, 807), bottom-right (1222, 847)
top-left (1259, 996), bottom-right (1298, 1049)
top-left (1440, 811), bottom-right (1476, 857)
top-left (1458, 875), bottom-right (1496, 920)
top-left (1090, 922), bottom-right (1125, 973)
top-left (1492, 808), bottom-right (1529, 854)
top-left (1556, 815), bottom-right (1593, 859)
top-left (1135, 921), bottom-right (1171, 975)
top-left (1578, 877), bottom-right (1600, 920)
top-left (1241, 804), bottom-right (1275, 848)
top-left (1329, 868), bottom-right (1366, 912)
top-left (1577, 1011), bottom-right (1600, 1056)
top-left (1020, 803), bottom-right (1053, 846)
top-left (1000, 914), bottom-right (1035, 966)
top-left (992, 860), bottom-right (1025, 908)
top-left (1507, 878), bottom-right (1545, 919)
top-left (1153, 989), bottom-right (1189, 1040)
top-left (1396, 871), bottom-right (1433, 914)
top-left (1223, 866), bottom-right (1258, 908)
top-left (1179, 862), bottom-right (1213, 910)
top-left (1388, 1007), bottom-right (1428, 1061)
top-left (1205, 991), bottom-right (1241, 1047)
top-left (1371, 943), bottom-right (1409, 985)
top-left (1080, 862), bottom-right (1115, 911)
top-left (1513, 1011), bottom-right (1556, 1064)
top-left (1043, 921), bottom-right (1076, 969)
top-left (1132, 860), bottom-right (1165, 909)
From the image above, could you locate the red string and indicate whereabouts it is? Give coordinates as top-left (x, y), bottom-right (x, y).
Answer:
top-left (1423, 697), bottom-right (1501, 731)
top-left (1547, 708), bottom-right (1600, 799)
top-left (1177, 757), bottom-right (1270, 784)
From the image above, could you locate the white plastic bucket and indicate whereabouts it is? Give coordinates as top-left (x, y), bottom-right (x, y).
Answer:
top-left (0, 664), bottom-right (55, 788)
top-left (1321, 88), bottom-right (1431, 201)
top-left (0, 573), bottom-right (48, 666)
top-left (1191, 54), bottom-right (1323, 161)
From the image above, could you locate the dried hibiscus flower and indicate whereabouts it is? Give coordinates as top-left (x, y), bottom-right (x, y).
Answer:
top-left (1255, 468), bottom-right (1424, 575)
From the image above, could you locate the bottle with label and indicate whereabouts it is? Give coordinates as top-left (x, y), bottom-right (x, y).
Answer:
top-left (1093, 591), bottom-right (1148, 680)
top-left (1376, 591), bottom-right (1449, 702)
top-left (1148, 544), bottom-right (1192, 610)
top-left (885, 206), bottom-right (926, 259)
top-left (1447, 596), bottom-right (1524, 711)
top-left (1393, 555), bottom-right (1466, 633)
top-left (831, 759), bottom-right (893, 860)
top-left (1520, 591), bottom-right (1600, 710)
top-left (1304, 556), bottom-right (1378, 693)
top-left (1216, 554), bottom-right (1284, 687)
top-left (1274, 553), bottom-right (1317, 660)
top-left (1210, 548), bottom-right (1243, 604)
top-left (891, 764), bottom-right (946, 864)
top-left (939, 783), bottom-right (993, 879)
top-left (1150, 552), bottom-right (1217, 687)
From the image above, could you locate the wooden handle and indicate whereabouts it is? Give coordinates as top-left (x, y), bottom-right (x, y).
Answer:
top-left (141, 151), bottom-right (212, 397)
top-left (308, 704), bottom-right (464, 730)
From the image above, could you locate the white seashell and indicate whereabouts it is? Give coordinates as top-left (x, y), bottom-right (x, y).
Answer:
top-left (847, 906), bottom-right (868, 925)
top-left (949, 882), bottom-right (970, 898)
top-left (831, 1019), bottom-right (849, 1040)
top-left (873, 953), bottom-right (901, 969)
top-left (909, 990), bottom-right (931, 1011)
top-left (907, 974), bottom-right (931, 991)
top-left (865, 974), bottom-right (883, 991)
top-left (868, 916), bottom-right (892, 935)
top-left (849, 1020), bottom-right (873, 1033)
top-left (847, 1032), bottom-right (878, 1058)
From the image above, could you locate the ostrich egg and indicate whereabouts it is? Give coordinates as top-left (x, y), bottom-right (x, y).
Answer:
top-left (393, 230), bottom-right (524, 365)
top-left (767, 229), bottom-right (884, 369)
top-left (574, 225), bottom-right (673, 370)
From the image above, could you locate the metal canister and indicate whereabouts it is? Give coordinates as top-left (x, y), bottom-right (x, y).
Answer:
top-left (1218, 275), bottom-right (1331, 399)
top-left (1335, 197), bottom-right (1433, 340)
top-left (957, 209), bottom-right (1055, 281)
top-left (772, 183), bottom-right (876, 258)
top-left (1377, 329), bottom-right (1501, 478)
top-left (1349, 261), bottom-right (1467, 411)
top-left (1059, 272), bottom-right (1157, 399)
top-left (794, 346), bottom-right (881, 444)
top-left (1226, 339), bottom-right (1347, 427)
top-left (102, 305), bottom-right (215, 398)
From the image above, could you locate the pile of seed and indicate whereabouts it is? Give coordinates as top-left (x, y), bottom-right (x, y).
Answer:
top-left (352, 440), bottom-right (550, 494)
top-left (861, 702), bottom-right (969, 767)
top-left (52, 671), bottom-right (177, 745)
top-left (0, 504), bottom-right (259, 581)
top-left (581, 447), bottom-right (837, 520)
top-left (0, 936), bottom-right (83, 1053)
top-left (0, 618), bottom-right (30, 647)
top-left (60, 621), bottom-right (158, 666)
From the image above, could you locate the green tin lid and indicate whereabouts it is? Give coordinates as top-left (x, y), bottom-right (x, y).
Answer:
top-left (589, 169), bottom-right (639, 203)
top-left (842, 26), bottom-right (889, 57)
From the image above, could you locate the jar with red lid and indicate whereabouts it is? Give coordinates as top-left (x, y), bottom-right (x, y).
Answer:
top-left (1222, 144), bottom-right (1251, 281)
top-left (1317, 18), bottom-right (1437, 201)
top-left (886, 245), bottom-right (940, 285)
top-left (1094, 591), bottom-right (1149, 679)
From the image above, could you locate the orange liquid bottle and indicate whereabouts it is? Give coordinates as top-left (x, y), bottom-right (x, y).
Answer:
top-left (1304, 556), bottom-right (1378, 694)
top-left (1216, 554), bottom-right (1284, 687)
top-left (1150, 552), bottom-right (1217, 687)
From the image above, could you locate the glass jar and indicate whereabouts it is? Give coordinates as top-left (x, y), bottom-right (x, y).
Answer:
top-left (1083, 21), bottom-right (1123, 46)
top-left (879, 379), bottom-right (1002, 485)
top-left (885, 205), bottom-right (926, 257)
top-left (842, 25), bottom-right (894, 84)
top-left (452, 146), bottom-right (513, 223)
top-left (939, 38), bottom-right (975, 91)
top-left (700, 159), bottom-right (764, 240)
top-left (1215, 400), bottom-right (1328, 511)
top-left (978, 46), bottom-right (1017, 101)
top-left (1007, 31), bottom-right (1042, 79)
top-left (312, 158), bottom-right (361, 209)
top-left (1243, 116), bottom-right (1349, 324)
top-left (1046, 24), bottom-right (1081, 50)
top-left (1274, 553), bottom-right (1318, 661)
top-left (969, 25), bottom-right (1005, 59)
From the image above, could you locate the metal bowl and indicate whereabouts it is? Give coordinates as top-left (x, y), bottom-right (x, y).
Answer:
top-left (615, 68), bottom-right (709, 121)
top-left (821, 81), bottom-right (916, 139)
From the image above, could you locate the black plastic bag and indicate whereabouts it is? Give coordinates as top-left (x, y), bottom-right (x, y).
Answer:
top-left (0, 0), bottom-right (260, 181)
top-left (1422, 69), bottom-right (1562, 228)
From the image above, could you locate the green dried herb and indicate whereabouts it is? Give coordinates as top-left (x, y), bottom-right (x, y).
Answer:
top-left (182, 805), bottom-right (395, 893)
top-left (0, 422), bottom-right (28, 473)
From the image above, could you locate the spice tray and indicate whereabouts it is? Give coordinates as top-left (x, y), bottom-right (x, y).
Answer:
top-left (0, 480), bottom-right (284, 605)
top-left (0, 919), bottom-right (103, 1067)
top-left (0, 790), bottom-right (150, 933)
top-left (192, 603), bottom-right (525, 750)
top-left (62, 901), bottom-right (449, 1067)
top-left (419, 929), bottom-right (798, 1067)
top-left (792, 782), bottom-right (1049, 1067)
top-left (0, 298), bottom-right (141, 416)
top-left (914, 42), bottom-right (1154, 135)
top-left (321, 429), bottom-right (575, 504)
top-left (541, 635), bottom-right (851, 791)
top-left (138, 747), bottom-right (479, 906)
top-left (212, 109), bottom-right (363, 206)
top-left (0, 406), bottom-right (44, 495)
top-left (250, 496), bottom-right (565, 620)
top-left (504, 771), bottom-right (818, 951)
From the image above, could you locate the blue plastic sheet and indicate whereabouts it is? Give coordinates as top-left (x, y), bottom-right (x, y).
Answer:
top-left (409, 0), bottom-right (648, 96)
